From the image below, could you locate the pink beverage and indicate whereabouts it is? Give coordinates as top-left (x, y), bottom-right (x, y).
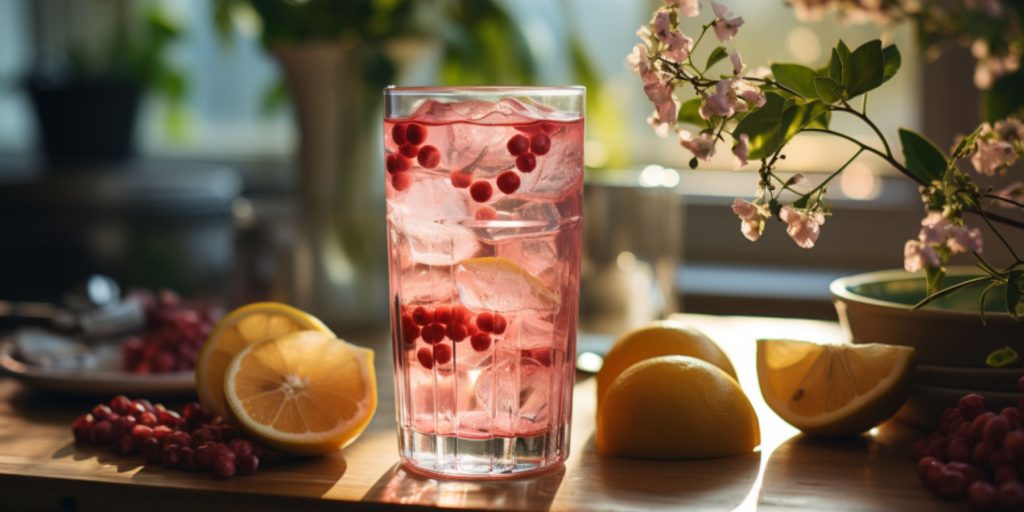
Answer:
top-left (383, 87), bottom-right (584, 478)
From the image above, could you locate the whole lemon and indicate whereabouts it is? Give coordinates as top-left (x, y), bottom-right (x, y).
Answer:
top-left (597, 321), bottom-right (737, 403)
top-left (596, 355), bottom-right (760, 459)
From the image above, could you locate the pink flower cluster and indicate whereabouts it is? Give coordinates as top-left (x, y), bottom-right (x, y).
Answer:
top-left (731, 199), bottom-right (827, 249)
top-left (970, 118), bottom-right (1024, 176)
top-left (903, 212), bottom-right (984, 273)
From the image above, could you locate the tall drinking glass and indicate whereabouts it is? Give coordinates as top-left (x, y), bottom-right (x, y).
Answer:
top-left (383, 87), bottom-right (584, 478)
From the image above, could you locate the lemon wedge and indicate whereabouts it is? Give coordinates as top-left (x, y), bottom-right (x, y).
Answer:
top-left (757, 339), bottom-right (915, 436)
top-left (196, 302), bottom-right (333, 416)
top-left (224, 330), bottom-right (377, 455)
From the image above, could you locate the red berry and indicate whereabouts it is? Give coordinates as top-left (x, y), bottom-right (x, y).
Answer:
top-left (933, 469), bottom-right (968, 499)
top-left (92, 404), bottom-right (113, 421)
top-left (433, 343), bottom-right (453, 365)
top-left (386, 154), bottom-right (411, 174)
top-left (476, 312), bottom-right (495, 333)
top-left (924, 437), bottom-right (949, 460)
top-left (168, 431), bottom-right (192, 447)
top-left (918, 456), bottom-right (942, 478)
top-left (450, 305), bottom-right (471, 324)
top-left (72, 414), bottom-right (94, 443)
top-left (970, 413), bottom-right (996, 441)
top-left (949, 437), bottom-right (973, 462)
top-left (402, 324), bottom-right (420, 346)
top-left (412, 307), bottom-right (432, 326)
top-left (516, 154), bottom-right (537, 173)
top-left (91, 420), bottom-right (114, 445)
top-left (433, 306), bottom-right (452, 325)
top-left (112, 434), bottom-right (136, 455)
top-left (134, 399), bottom-right (155, 413)
top-left (214, 456), bottom-right (237, 479)
top-left (968, 481), bottom-right (997, 511)
top-left (192, 428), bottom-right (216, 447)
top-left (152, 425), bottom-right (172, 440)
top-left (131, 424), bottom-right (154, 443)
top-left (507, 134), bottom-right (530, 156)
top-left (391, 173), bottom-right (412, 192)
top-left (399, 144), bottom-right (419, 158)
top-left (142, 436), bottom-right (162, 462)
top-left (996, 464), bottom-right (1019, 485)
top-left (491, 314), bottom-right (508, 335)
top-left (450, 170), bottom-right (473, 188)
top-left (974, 441), bottom-right (993, 465)
top-left (470, 333), bottom-right (492, 352)
top-left (110, 395), bottom-right (133, 415)
top-left (475, 206), bottom-right (498, 220)
top-left (391, 124), bottom-right (407, 145)
top-left (1003, 406), bottom-right (1021, 428)
top-left (238, 454), bottom-right (259, 476)
top-left (947, 462), bottom-right (985, 484)
top-left (179, 446), bottom-right (196, 469)
top-left (160, 444), bottom-right (181, 468)
top-left (998, 481), bottom-right (1024, 508)
top-left (229, 438), bottom-right (254, 458)
top-left (417, 145), bottom-right (441, 169)
top-left (941, 407), bottom-right (963, 434)
top-left (213, 443), bottom-right (237, 461)
top-left (985, 416), bottom-right (1011, 447)
top-left (196, 442), bottom-right (217, 469)
top-left (496, 171), bottom-right (520, 194)
top-left (446, 323), bottom-right (469, 342)
top-left (421, 323), bottom-right (446, 344)
top-left (114, 415), bottom-right (137, 437)
top-left (925, 460), bottom-right (947, 487)
top-left (959, 393), bottom-right (987, 420)
top-left (1005, 431), bottom-right (1024, 462)
top-left (138, 411), bottom-right (158, 427)
top-left (417, 348), bottom-right (434, 369)
top-left (158, 409), bottom-right (182, 427)
top-left (530, 134), bottom-right (551, 155)
top-left (470, 181), bottom-right (493, 203)
top-left (406, 124), bottom-right (426, 146)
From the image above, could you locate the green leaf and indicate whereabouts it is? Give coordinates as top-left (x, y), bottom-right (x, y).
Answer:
top-left (677, 98), bottom-right (704, 127)
top-left (771, 63), bottom-right (819, 99)
top-left (846, 40), bottom-right (884, 98)
top-left (783, 100), bottom-right (830, 141)
top-left (1007, 270), bottom-right (1023, 319)
top-left (899, 128), bottom-right (948, 183)
top-left (925, 265), bottom-right (946, 295)
top-left (882, 45), bottom-right (901, 83)
top-left (813, 76), bottom-right (843, 104)
top-left (831, 42), bottom-right (851, 84)
top-left (806, 109), bottom-right (831, 129)
top-left (733, 92), bottom-right (791, 160)
top-left (706, 46), bottom-right (729, 71)
top-left (987, 347), bottom-right (1020, 368)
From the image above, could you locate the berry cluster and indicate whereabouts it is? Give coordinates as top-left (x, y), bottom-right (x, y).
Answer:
top-left (464, 129), bottom-right (551, 203)
top-left (71, 395), bottom-right (264, 479)
top-left (122, 290), bottom-right (217, 374)
top-left (911, 377), bottom-right (1024, 509)
top-left (386, 123), bottom-right (438, 192)
top-left (398, 304), bottom-right (508, 369)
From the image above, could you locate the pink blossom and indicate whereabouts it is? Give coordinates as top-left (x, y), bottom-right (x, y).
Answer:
top-left (918, 211), bottom-right (950, 244)
top-left (946, 225), bottom-right (983, 254)
top-left (730, 50), bottom-right (744, 75)
top-left (699, 79), bottom-right (765, 120)
top-left (647, 114), bottom-right (672, 138)
top-left (904, 240), bottom-right (940, 272)
top-left (731, 198), bottom-right (763, 241)
top-left (679, 130), bottom-right (716, 161)
top-left (995, 118), bottom-right (1024, 144)
top-left (971, 138), bottom-right (1018, 175)
top-left (664, 0), bottom-right (700, 17)
top-left (780, 206), bottom-right (825, 249)
top-left (733, 79), bottom-right (766, 108)
top-left (652, 11), bottom-right (673, 42)
top-left (650, 10), bottom-right (693, 63)
top-left (711, 1), bottom-right (744, 42)
top-left (732, 133), bottom-right (749, 167)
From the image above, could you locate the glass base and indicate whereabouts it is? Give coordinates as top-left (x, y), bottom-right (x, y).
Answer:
top-left (398, 425), bottom-right (568, 479)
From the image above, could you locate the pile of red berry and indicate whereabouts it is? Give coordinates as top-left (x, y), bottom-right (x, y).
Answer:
top-left (386, 123), bottom-right (438, 192)
top-left (122, 290), bottom-right (218, 374)
top-left (398, 304), bottom-right (508, 369)
top-left (71, 395), bottom-right (265, 479)
top-left (911, 377), bottom-right (1024, 510)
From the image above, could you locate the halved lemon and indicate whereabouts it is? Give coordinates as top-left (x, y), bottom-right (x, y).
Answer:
top-left (224, 330), bottom-right (377, 455)
top-left (757, 339), bottom-right (915, 436)
top-left (455, 256), bottom-right (557, 312)
top-left (196, 302), bottom-right (333, 416)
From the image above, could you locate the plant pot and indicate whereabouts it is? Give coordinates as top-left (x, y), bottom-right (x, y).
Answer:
top-left (26, 77), bottom-right (142, 164)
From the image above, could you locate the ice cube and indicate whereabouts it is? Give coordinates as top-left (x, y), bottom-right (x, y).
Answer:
top-left (473, 355), bottom-right (551, 426)
top-left (455, 258), bottom-right (558, 313)
top-left (409, 98), bottom-right (555, 125)
top-left (392, 177), bottom-right (480, 266)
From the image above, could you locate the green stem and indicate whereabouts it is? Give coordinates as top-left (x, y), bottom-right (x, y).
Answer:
top-left (803, 128), bottom-right (921, 185)
top-left (832, 104), bottom-right (893, 158)
top-left (985, 192), bottom-right (1024, 210)
top-left (800, 148), bottom-right (865, 201)
top-left (977, 210), bottom-right (1023, 263)
top-left (912, 275), bottom-right (993, 310)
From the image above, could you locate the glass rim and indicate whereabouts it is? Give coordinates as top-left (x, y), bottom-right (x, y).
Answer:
top-left (384, 85), bottom-right (585, 98)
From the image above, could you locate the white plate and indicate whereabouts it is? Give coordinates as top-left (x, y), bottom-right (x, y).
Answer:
top-left (0, 338), bottom-right (195, 396)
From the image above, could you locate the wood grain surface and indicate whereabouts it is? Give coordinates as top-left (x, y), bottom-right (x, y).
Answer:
top-left (0, 314), bottom-right (961, 511)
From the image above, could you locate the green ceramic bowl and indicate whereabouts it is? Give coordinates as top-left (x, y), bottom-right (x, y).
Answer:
top-left (830, 268), bottom-right (1023, 368)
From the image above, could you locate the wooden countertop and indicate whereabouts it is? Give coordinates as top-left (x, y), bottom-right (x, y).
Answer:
top-left (0, 314), bottom-right (959, 511)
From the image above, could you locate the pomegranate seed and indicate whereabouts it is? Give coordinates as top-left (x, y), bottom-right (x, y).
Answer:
top-left (168, 431), bottom-right (192, 447)
top-left (125, 402), bottom-right (146, 418)
top-left (152, 425), bottom-right (173, 440)
top-left (92, 404), bottom-right (113, 421)
top-left (470, 333), bottom-right (491, 352)
top-left (1003, 407), bottom-right (1021, 428)
top-left (450, 170), bottom-right (472, 188)
top-left (158, 409), bottom-right (182, 426)
top-left (446, 323), bottom-right (469, 342)
top-left (196, 442), bottom-right (217, 469)
top-left (985, 416), bottom-right (1011, 447)
top-left (507, 134), bottom-right (530, 156)
top-left (229, 439), bottom-right (254, 458)
top-left (998, 481), bottom-right (1024, 508)
top-left (925, 460), bottom-right (947, 487)
top-left (134, 399), bottom-right (155, 413)
top-left (114, 415), bottom-right (138, 436)
top-left (399, 144), bottom-right (418, 158)
top-left (433, 306), bottom-right (452, 325)
top-left (214, 456), bottom-right (237, 479)
top-left (142, 436), bottom-right (162, 462)
top-left (925, 437), bottom-right (949, 460)
top-left (192, 428), bottom-right (215, 447)
top-left (391, 124), bottom-right (407, 145)
top-left (949, 437), bottom-right (973, 462)
top-left (131, 424), bottom-right (154, 443)
top-left (72, 414), bottom-right (94, 444)
top-left (238, 454), bottom-right (259, 476)
top-left (391, 173), bottom-right (412, 192)
top-left (412, 306), bottom-right (432, 326)
top-left (941, 408), bottom-right (963, 434)
top-left (970, 412), bottom-right (996, 441)
top-left (475, 206), bottom-right (498, 220)
top-left (433, 344), bottom-right (453, 365)
top-left (918, 456), bottom-right (942, 478)
top-left (496, 171), bottom-right (520, 194)
top-left (476, 312), bottom-right (495, 333)
top-left (113, 434), bottom-right (136, 455)
top-left (492, 314), bottom-right (508, 334)
top-left (386, 154), bottom-right (411, 174)
top-left (110, 395), bottom-right (133, 415)
top-left (138, 411), bottom-right (158, 427)
top-left (91, 420), bottom-right (114, 445)
top-left (160, 444), bottom-right (181, 468)
top-left (417, 145), bottom-right (441, 168)
top-left (933, 469), bottom-right (968, 499)
top-left (421, 323), bottom-right (446, 344)
top-left (946, 462), bottom-right (985, 485)
top-left (402, 324), bottom-right (421, 345)
top-left (213, 443), bottom-right (236, 461)
top-left (179, 446), bottom-right (196, 469)
top-left (416, 347), bottom-right (434, 369)
top-left (959, 394), bottom-right (987, 420)
top-left (516, 154), bottom-right (537, 173)
top-left (470, 181), bottom-right (493, 202)
top-left (406, 124), bottom-right (426, 146)
top-left (968, 481), bottom-right (997, 511)
top-left (530, 134), bottom-right (551, 155)
top-left (451, 305), bottom-right (471, 324)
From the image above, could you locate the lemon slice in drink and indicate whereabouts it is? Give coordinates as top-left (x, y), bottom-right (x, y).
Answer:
top-left (224, 330), bottom-right (377, 455)
top-left (757, 339), bottom-right (915, 436)
top-left (455, 257), bottom-right (557, 312)
top-left (196, 302), bottom-right (333, 416)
